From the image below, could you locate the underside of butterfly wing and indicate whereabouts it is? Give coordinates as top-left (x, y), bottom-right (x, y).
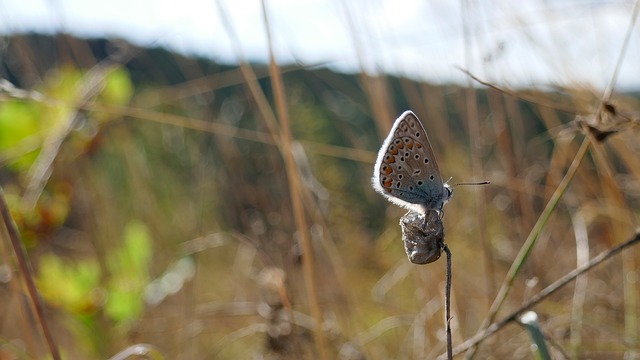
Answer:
top-left (372, 111), bottom-right (450, 212)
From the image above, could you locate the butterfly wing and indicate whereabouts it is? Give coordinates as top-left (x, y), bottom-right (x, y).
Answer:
top-left (372, 111), bottom-right (450, 213)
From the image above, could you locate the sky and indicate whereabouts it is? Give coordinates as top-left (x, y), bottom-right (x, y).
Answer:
top-left (0, 0), bottom-right (639, 90)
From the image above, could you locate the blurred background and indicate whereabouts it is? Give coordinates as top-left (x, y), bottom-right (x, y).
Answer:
top-left (0, 0), bottom-right (640, 359)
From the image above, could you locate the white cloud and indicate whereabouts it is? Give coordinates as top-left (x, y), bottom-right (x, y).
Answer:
top-left (0, 0), bottom-right (637, 90)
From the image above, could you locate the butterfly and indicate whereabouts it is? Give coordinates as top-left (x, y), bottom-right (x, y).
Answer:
top-left (372, 110), bottom-right (452, 214)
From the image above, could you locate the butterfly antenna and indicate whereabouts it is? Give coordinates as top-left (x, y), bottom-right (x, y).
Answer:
top-left (451, 181), bottom-right (490, 187)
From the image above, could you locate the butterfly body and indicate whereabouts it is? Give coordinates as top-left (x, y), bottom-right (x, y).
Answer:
top-left (372, 111), bottom-right (452, 214)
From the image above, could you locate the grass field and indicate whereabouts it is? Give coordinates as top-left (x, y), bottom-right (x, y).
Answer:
top-left (1, 2), bottom-right (640, 359)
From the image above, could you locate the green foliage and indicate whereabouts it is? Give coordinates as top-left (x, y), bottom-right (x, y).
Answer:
top-left (0, 100), bottom-right (42, 170)
top-left (0, 65), bottom-right (133, 172)
top-left (99, 67), bottom-right (135, 106)
top-left (105, 220), bottom-right (153, 323)
top-left (37, 220), bottom-right (152, 322)
top-left (36, 254), bottom-right (102, 315)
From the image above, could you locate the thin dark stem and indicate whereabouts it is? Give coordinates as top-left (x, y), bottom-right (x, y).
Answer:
top-left (444, 243), bottom-right (453, 360)
top-left (0, 186), bottom-right (60, 360)
top-left (441, 231), bottom-right (640, 358)
top-left (457, 67), bottom-right (579, 114)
